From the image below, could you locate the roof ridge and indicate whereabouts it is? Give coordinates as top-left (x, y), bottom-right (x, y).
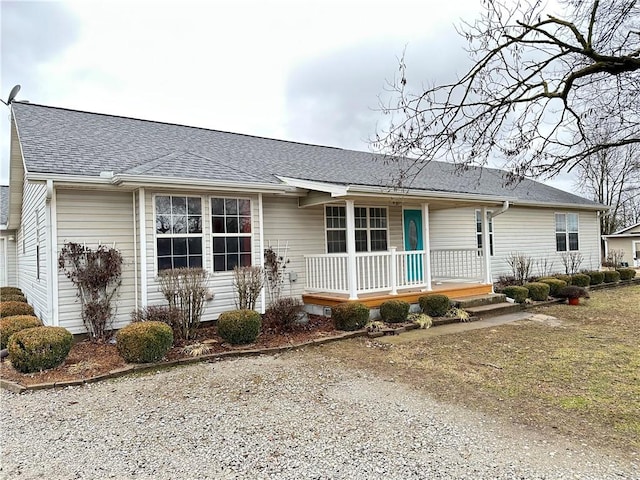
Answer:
top-left (11, 101), bottom-right (346, 152)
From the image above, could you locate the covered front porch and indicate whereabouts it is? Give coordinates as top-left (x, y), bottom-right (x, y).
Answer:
top-left (295, 195), bottom-right (497, 305)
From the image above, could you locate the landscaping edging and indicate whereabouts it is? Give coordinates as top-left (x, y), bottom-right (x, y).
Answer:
top-left (1, 329), bottom-right (370, 393)
top-left (1, 316), bottom-right (477, 393)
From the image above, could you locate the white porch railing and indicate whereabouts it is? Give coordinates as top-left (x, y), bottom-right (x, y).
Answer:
top-left (430, 248), bottom-right (485, 282)
top-left (305, 248), bottom-right (485, 296)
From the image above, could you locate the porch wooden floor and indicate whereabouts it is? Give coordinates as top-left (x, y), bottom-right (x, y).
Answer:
top-left (302, 282), bottom-right (493, 308)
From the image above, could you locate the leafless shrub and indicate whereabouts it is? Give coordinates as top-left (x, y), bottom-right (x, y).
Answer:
top-left (560, 252), bottom-right (584, 275)
top-left (506, 252), bottom-right (533, 285)
top-left (535, 258), bottom-right (555, 278)
top-left (158, 268), bottom-right (209, 340)
top-left (233, 266), bottom-right (264, 310)
top-left (603, 249), bottom-right (625, 269)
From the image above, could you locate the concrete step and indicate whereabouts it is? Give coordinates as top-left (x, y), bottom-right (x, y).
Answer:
top-left (454, 293), bottom-right (506, 309)
top-left (465, 302), bottom-right (523, 318)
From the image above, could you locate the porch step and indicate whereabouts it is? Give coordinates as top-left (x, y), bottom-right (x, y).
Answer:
top-left (464, 302), bottom-right (523, 319)
top-left (453, 293), bottom-right (506, 309)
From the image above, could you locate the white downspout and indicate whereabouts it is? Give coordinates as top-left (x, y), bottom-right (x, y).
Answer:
top-left (489, 200), bottom-right (510, 219)
top-left (132, 192), bottom-right (139, 310)
top-left (139, 188), bottom-right (148, 306)
top-left (258, 193), bottom-right (266, 313)
top-left (45, 180), bottom-right (59, 326)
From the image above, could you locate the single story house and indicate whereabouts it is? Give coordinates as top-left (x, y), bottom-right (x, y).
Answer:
top-left (602, 223), bottom-right (640, 267)
top-left (3, 102), bottom-right (605, 333)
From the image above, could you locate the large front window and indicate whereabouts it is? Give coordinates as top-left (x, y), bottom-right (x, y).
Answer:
top-left (155, 195), bottom-right (203, 271)
top-left (555, 213), bottom-right (579, 251)
top-left (212, 197), bottom-right (252, 272)
top-left (325, 205), bottom-right (388, 253)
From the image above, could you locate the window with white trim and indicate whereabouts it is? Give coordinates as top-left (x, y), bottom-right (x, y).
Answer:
top-left (155, 195), bottom-right (203, 271)
top-left (211, 197), bottom-right (252, 272)
top-left (325, 206), bottom-right (388, 253)
top-left (555, 213), bottom-right (579, 251)
top-left (476, 210), bottom-right (494, 256)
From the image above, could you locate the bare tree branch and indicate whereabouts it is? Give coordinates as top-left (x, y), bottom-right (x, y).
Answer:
top-left (374, 0), bottom-right (640, 185)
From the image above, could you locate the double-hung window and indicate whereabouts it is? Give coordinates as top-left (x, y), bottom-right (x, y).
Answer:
top-left (155, 195), bottom-right (203, 271)
top-left (325, 205), bottom-right (388, 253)
top-left (211, 197), bottom-right (252, 272)
top-left (475, 210), bottom-right (494, 256)
top-left (326, 206), bottom-right (347, 253)
top-left (555, 213), bottom-right (579, 251)
top-left (355, 207), bottom-right (388, 252)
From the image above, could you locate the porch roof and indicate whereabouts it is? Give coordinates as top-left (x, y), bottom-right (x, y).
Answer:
top-left (12, 102), bottom-right (605, 211)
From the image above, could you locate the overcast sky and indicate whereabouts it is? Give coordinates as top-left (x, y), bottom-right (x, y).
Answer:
top-left (0, 0), bottom-right (576, 192)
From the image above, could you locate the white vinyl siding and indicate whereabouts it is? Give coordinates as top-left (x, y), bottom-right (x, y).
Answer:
top-left (56, 190), bottom-right (136, 334)
top-left (489, 207), bottom-right (599, 279)
top-left (16, 181), bottom-right (49, 322)
top-left (262, 196), bottom-right (325, 299)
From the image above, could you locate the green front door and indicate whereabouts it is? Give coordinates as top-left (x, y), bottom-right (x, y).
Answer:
top-left (403, 209), bottom-right (423, 282)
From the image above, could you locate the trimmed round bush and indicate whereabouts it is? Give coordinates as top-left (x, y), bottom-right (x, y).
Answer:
top-left (116, 321), bottom-right (174, 363)
top-left (502, 286), bottom-right (529, 304)
top-left (585, 271), bottom-right (605, 285)
top-left (523, 282), bottom-right (550, 301)
top-left (570, 273), bottom-right (590, 287)
top-left (0, 301), bottom-right (35, 318)
top-left (537, 278), bottom-right (567, 297)
top-left (557, 285), bottom-right (589, 299)
top-left (616, 268), bottom-right (637, 281)
top-left (7, 326), bottom-right (73, 373)
top-left (332, 302), bottom-right (369, 331)
top-left (419, 294), bottom-right (451, 317)
top-left (554, 274), bottom-right (572, 284)
top-left (0, 315), bottom-right (42, 349)
top-left (217, 309), bottom-right (261, 345)
top-left (1, 294), bottom-right (27, 303)
top-left (603, 270), bottom-right (621, 283)
top-left (0, 287), bottom-right (23, 296)
top-left (379, 300), bottom-right (410, 323)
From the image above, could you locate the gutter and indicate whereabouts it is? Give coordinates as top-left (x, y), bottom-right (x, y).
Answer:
top-left (25, 172), bottom-right (301, 195)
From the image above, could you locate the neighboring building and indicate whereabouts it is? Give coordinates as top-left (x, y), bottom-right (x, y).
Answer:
top-left (1, 185), bottom-right (18, 287)
top-left (3, 102), bottom-right (606, 333)
top-left (603, 223), bottom-right (640, 267)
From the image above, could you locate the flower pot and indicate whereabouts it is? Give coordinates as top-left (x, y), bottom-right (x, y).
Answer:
top-left (568, 297), bottom-right (580, 306)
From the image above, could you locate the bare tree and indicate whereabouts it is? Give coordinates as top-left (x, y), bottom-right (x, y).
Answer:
top-left (576, 138), bottom-right (639, 234)
top-left (375, 0), bottom-right (640, 184)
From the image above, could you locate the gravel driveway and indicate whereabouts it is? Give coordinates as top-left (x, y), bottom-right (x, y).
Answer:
top-left (1, 350), bottom-right (637, 479)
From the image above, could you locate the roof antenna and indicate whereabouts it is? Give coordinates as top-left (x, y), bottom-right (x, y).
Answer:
top-left (0, 85), bottom-right (21, 106)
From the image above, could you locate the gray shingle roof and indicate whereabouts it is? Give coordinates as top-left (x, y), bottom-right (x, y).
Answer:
top-left (0, 185), bottom-right (8, 225)
top-left (11, 102), bottom-right (601, 207)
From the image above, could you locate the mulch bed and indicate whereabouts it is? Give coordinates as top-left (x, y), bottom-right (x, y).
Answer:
top-left (0, 315), bottom-right (339, 387)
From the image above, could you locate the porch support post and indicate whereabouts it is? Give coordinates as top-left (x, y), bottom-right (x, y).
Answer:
top-left (345, 200), bottom-right (359, 300)
top-left (389, 247), bottom-right (398, 295)
top-left (422, 203), bottom-right (433, 291)
top-left (481, 207), bottom-right (492, 286)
